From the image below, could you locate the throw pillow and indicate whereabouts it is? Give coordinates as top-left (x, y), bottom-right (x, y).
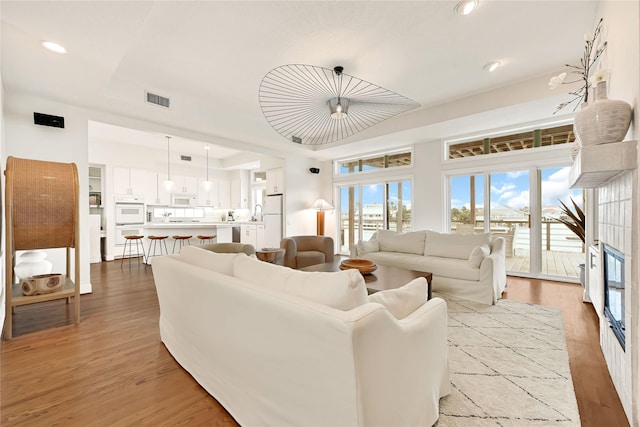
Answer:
top-left (232, 255), bottom-right (368, 311)
top-left (178, 246), bottom-right (242, 276)
top-left (368, 277), bottom-right (427, 319)
top-left (468, 244), bottom-right (491, 268)
top-left (424, 230), bottom-right (491, 260)
top-left (376, 229), bottom-right (426, 255)
top-left (357, 239), bottom-right (379, 255)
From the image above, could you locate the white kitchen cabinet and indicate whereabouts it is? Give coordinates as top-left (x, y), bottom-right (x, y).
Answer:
top-left (241, 224), bottom-right (257, 246)
top-left (216, 225), bottom-right (233, 243)
top-left (197, 177), bottom-right (219, 206)
top-left (241, 223), bottom-right (265, 248)
top-left (218, 179), bottom-right (231, 208)
top-left (231, 170), bottom-right (249, 209)
top-left (256, 224), bottom-right (265, 249)
top-left (149, 172), bottom-right (171, 205)
top-left (113, 167), bottom-right (131, 195)
top-left (113, 167), bottom-right (148, 196)
top-left (266, 168), bottom-right (284, 195)
top-left (173, 175), bottom-right (198, 194)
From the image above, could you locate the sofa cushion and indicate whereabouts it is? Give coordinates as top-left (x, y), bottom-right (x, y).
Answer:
top-left (468, 245), bottom-right (490, 268)
top-left (295, 251), bottom-right (326, 268)
top-left (357, 239), bottom-right (379, 255)
top-left (368, 277), bottom-right (427, 319)
top-left (376, 229), bottom-right (426, 255)
top-left (178, 246), bottom-right (244, 276)
top-left (362, 251), bottom-right (482, 282)
top-left (233, 255), bottom-right (368, 310)
top-left (424, 230), bottom-right (491, 260)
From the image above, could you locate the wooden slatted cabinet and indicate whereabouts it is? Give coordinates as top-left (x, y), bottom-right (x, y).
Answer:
top-left (3, 156), bottom-right (81, 339)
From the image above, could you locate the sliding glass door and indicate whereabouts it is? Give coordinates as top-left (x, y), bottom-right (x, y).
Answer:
top-left (449, 167), bottom-right (583, 281)
top-left (338, 179), bottom-right (412, 254)
top-left (489, 170), bottom-right (530, 274)
top-left (539, 167), bottom-right (584, 278)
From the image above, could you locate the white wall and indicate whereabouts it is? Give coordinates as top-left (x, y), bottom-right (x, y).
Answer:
top-left (413, 141), bottom-right (445, 231)
top-left (1, 69), bottom-right (6, 333)
top-left (283, 155), bottom-right (327, 238)
top-left (3, 90), bottom-right (92, 294)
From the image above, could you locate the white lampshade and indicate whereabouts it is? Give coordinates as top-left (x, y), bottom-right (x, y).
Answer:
top-left (312, 198), bottom-right (334, 211)
top-left (163, 179), bottom-right (175, 192)
top-left (201, 180), bottom-right (213, 192)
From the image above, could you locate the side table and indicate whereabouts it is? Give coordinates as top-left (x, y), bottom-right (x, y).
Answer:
top-left (256, 248), bottom-right (286, 264)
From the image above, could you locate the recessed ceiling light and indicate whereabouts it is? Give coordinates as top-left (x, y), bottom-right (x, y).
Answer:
top-left (41, 41), bottom-right (67, 54)
top-left (483, 61), bottom-right (501, 72)
top-left (455, 0), bottom-right (479, 16)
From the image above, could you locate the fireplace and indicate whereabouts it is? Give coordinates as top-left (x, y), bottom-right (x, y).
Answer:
top-left (603, 244), bottom-right (625, 349)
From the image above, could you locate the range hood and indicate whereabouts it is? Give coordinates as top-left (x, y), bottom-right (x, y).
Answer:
top-left (569, 140), bottom-right (637, 188)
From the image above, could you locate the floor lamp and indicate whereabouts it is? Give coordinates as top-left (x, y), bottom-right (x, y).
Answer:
top-left (312, 199), bottom-right (333, 236)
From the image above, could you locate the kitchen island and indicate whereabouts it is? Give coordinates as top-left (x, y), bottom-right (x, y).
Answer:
top-left (142, 221), bottom-right (264, 257)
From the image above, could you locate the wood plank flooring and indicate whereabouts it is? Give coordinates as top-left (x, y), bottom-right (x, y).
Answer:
top-left (0, 261), bottom-right (629, 426)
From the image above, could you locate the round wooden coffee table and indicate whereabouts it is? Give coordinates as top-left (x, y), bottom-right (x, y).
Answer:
top-left (256, 248), bottom-right (286, 264)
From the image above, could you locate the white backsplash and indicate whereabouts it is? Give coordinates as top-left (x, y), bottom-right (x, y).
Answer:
top-left (597, 171), bottom-right (634, 421)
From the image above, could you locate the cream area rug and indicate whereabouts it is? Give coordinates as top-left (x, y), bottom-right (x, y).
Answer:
top-left (434, 294), bottom-right (581, 426)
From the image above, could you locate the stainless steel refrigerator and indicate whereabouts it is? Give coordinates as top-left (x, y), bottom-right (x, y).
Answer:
top-left (264, 194), bottom-right (283, 248)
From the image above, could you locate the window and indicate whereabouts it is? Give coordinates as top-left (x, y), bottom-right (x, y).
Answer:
top-left (447, 124), bottom-right (575, 159)
top-left (336, 149), bottom-right (412, 175)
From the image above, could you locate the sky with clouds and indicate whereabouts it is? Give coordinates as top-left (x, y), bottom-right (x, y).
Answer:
top-left (451, 167), bottom-right (582, 211)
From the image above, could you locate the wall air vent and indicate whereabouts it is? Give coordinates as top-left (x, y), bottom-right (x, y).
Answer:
top-left (145, 91), bottom-right (170, 108)
top-left (180, 155), bottom-right (192, 162)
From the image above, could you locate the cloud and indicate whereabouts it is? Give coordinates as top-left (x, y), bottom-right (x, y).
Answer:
top-left (507, 171), bottom-right (527, 179)
top-left (491, 183), bottom-right (515, 195)
top-left (504, 190), bottom-right (530, 209)
top-left (541, 167), bottom-right (580, 206)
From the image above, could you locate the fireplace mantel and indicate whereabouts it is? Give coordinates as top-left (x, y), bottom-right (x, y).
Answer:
top-left (570, 140), bottom-right (637, 189)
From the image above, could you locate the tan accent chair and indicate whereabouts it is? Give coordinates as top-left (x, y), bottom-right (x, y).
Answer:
top-left (280, 236), bottom-right (334, 269)
top-left (197, 242), bottom-right (256, 256)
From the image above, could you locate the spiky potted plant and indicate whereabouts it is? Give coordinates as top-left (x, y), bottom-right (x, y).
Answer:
top-left (557, 197), bottom-right (586, 285)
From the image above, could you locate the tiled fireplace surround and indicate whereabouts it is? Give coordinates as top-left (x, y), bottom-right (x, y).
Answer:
top-left (596, 171), bottom-right (635, 420)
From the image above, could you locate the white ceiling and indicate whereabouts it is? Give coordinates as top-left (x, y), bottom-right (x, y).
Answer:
top-left (1, 1), bottom-right (599, 161)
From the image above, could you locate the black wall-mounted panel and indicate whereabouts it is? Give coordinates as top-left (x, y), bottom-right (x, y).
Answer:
top-left (34, 112), bottom-right (65, 128)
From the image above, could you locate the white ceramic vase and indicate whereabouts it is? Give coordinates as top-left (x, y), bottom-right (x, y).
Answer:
top-left (573, 81), bottom-right (632, 146)
top-left (14, 250), bottom-right (53, 281)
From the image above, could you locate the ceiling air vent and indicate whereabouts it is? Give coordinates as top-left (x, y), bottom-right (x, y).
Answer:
top-left (180, 155), bottom-right (192, 162)
top-left (145, 91), bottom-right (170, 108)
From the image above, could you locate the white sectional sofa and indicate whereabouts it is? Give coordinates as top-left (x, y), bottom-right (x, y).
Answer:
top-left (352, 229), bottom-right (507, 305)
top-left (151, 246), bottom-right (450, 426)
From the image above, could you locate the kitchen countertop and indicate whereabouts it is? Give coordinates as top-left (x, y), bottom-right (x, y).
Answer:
top-left (144, 221), bottom-right (262, 228)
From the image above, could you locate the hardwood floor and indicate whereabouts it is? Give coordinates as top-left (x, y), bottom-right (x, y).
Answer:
top-left (1, 262), bottom-right (629, 426)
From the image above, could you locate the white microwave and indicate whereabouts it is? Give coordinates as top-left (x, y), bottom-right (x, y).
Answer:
top-left (171, 193), bottom-right (197, 207)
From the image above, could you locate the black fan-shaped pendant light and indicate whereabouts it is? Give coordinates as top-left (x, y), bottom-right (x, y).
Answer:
top-left (259, 65), bottom-right (420, 145)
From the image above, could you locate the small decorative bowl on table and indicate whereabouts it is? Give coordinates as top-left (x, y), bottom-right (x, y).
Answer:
top-left (21, 273), bottom-right (64, 296)
top-left (339, 259), bottom-right (377, 275)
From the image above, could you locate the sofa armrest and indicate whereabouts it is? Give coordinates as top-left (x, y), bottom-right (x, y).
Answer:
top-left (480, 237), bottom-right (507, 304)
top-left (280, 238), bottom-right (297, 268)
top-left (321, 237), bottom-right (335, 263)
top-left (490, 236), bottom-right (506, 256)
top-left (352, 297), bottom-right (450, 425)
